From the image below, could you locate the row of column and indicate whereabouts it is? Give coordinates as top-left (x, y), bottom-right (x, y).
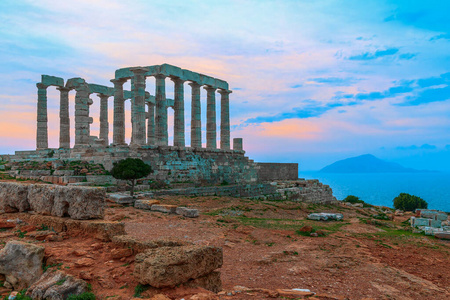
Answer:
top-left (36, 75), bottom-right (231, 150)
top-left (112, 71), bottom-right (231, 150)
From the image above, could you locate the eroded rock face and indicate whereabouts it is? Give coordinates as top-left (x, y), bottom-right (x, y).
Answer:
top-left (0, 240), bottom-right (45, 290)
top-left (134, 245), bottom-right (223, 288)
top-left (52, 186), bottom-right (105, 219)
top-left (0, 182), bottom-right (30, 213)
top-left (27, 270), bottom-right (88, 300)
top-left (28, 184), bottom-right (55, 215)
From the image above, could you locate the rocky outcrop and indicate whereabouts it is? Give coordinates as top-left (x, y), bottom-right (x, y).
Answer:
top-left (0, 240), bottom-right (45, 290)
top-left (27, 270), bottom-right (88, 300)
top-left (111, 235), bottom-right (188, 254)
top-left (134, 245), bottom-right (223, 288)
top-left (0, 182), bottom-right (105, 219)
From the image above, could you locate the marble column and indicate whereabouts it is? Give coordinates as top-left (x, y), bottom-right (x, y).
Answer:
top-left (155, 74), bottom-right (168, 146)
top-left (172, 78), bottom-right (185, 147)
top-left (36, 83), bottom-right (49, 149)
top-left (57, 87), bottom-right (71, 149)
top-left (111, 78), bottom-right (127, 145)
top-left (219, 89), bottom-right (232, 150)
top-left (74, 83), bottom-right (91, 147)
top-left (189, 82), bottom-right (201, 148)
top-left (130, 67), bottom-right (148, 146)
top-left (205, 86), bottom-right (217, 149)
top-left (98, 94), bottom-right (109, 146)
top-left (146, 102), bottom-right (155, 145)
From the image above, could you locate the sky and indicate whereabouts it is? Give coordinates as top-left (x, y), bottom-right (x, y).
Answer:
top-left (0, 0), bottom-right (449, 171)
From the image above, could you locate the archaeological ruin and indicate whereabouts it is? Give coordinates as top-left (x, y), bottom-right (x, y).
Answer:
top-left (1, 63), bottom-right (336, 202)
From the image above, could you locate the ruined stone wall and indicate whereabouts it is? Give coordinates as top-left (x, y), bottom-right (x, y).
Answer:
top-left (256, 163), bottom-right (299, 181)
top-left (10, 147), bottom-right (258, 185)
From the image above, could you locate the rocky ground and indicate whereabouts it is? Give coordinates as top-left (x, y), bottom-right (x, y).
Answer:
top-left (1, 189), bottom-right (450, 299)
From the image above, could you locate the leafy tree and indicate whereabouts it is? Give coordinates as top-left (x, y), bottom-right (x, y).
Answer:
top-left (110, 158), bottom-right (152, 196)
top-left (393, 193), bottom-right (428, 211)
top-left (343, 195), bottom-right (364, 204)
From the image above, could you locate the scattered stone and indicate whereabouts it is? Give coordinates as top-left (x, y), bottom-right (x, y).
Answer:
top-left (134, 199), bottom-right (160, 210)
top-left (298, 226), bottom-right (313, 233)
top-left (0, 240), bottom-right (45, 290)
top-left (176, 207), bottom-right (200, 218)
top-left (310, 232), bottom-right (319, 237)
top-left (28, 230), bottom-right (55, 241)
top-left (307, 213), bottom-right (343, 221)
top-left (111, 248), bottom-right (133, 259)
top-left (72, 250), bottom-right (88, 256)
top-left (134, 245), bottom-right (223, 288)
top-left (276, 288), bottom-right (315, 297)
top-left (151, 204), bottom-right (177, 214)
top-left (74, 258), bottom-right (95, 267)
top-left (109, 193), bottom-right (134, 205)
top-left (189, 293), bottom-right (218, 300)
top-left (27, 270), bottom-right (88, 300)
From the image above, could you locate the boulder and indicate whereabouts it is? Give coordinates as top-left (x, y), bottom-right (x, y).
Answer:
top-left (151, 204), bottom-right (177, 214)
top-left (0, 240), bottom-right (45, 290)
top-left (184, 271), bottom-right (222, 293)
top-left (176, 207), bottom-right (199, 218)
top-left (52, 186), bottom-right (105, 220)
top-left (0, 182), bottom-right (30, 213)
top-left (27, 270), bottom-right (88, 300)
top-left (307, 213), bottom-right (343, 221)
top-left (109, 193), bottom-right (134, 205)
top-left (134, 200), bottom-right (160, 210)
top-left (134, 245), bottom-right (223, 288)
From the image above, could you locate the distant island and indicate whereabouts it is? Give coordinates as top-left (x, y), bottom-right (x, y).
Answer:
top-left (320, 154), bottom-right (436, 173)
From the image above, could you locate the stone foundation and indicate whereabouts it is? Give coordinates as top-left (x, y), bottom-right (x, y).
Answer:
top-left (256, 163), bottom-right (299, 181)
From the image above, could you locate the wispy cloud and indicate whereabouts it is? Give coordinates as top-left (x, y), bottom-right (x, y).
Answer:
top-left (396, 144), bottom-right (437, 150)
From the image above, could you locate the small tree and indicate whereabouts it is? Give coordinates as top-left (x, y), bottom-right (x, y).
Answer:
top-left (393, 193), bottom-right (428, 211)
top-left (110, 158), bottom-right (152, 196)
top-left (343, 195), bottom-right (364, 204)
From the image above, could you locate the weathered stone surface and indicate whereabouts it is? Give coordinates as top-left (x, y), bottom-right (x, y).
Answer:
top-left (28, 184), bottom-right (55, 215)
top-left (176, 207), bottom-right (199, 218)
top-left (134, 245), bottom-right (223, 288)
top-left (151, 204), bottom-right (177, 214)
top-left (27, 270), bottom-right (88, 300)
top-left (111, 235), bottom-right (188, 254)
top-left (0, 240), bottom-right (45, 290)
top-left (135, 199), bottom-right (160, 210)
top-left (109, 193), bottom-right (134, 205)
top-left (307, 213), bottom-right (343, 221)
top-left (0, 182), bottom-right (30, 213)
top-left (184, 271), bottom-right (222, 293)
top-left (52, 186), bottom-right (105, 219)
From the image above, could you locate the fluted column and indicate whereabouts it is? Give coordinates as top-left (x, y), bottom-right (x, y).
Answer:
top-left (74, 83), bottom-right (91, 147)
top-left (111, 78), bottom-right (127, 145)
top-left (155, 74), bottom-right (168, 146)
top-left (57, 87), bottom-right (71, 149)
top-left (219, 89), bottom-right (232, 150)
top-left (36, 83), bottom-right (49, 149)
top-left (205, 86), bottom-right (217, 149)
top-left (172, 78), bottom-right (185, 147)
top-left (189, 82), bottom-right (201, 148)
top-left (130, 67), bottom-right (148, 146)
top-left (99, 94), bottom-right (109, 146)
top-left (146, 102), bottom-right (155, 145)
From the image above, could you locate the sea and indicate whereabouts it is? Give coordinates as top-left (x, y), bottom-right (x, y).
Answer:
top-left (298, 171), bottom-right (450, 212)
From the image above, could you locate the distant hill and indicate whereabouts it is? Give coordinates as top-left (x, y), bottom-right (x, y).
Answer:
top-left (320, 154), bottom-right (434, 173)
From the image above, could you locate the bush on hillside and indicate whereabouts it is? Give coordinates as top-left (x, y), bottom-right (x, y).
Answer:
top-left (393, 193), bottom-right (428, 211)
top-left (343, 195), bottom-right (364, 204)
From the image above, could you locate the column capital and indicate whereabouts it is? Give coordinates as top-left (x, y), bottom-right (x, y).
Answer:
top-left (155, 73), bottom-right (166, 80)
top-left (36, 83), bottom-right (49, 90)
top-left (171, 77), bottom-right (185, 84)
top-left (110, 78), bottom-right (128, 85)
top-left (218, 89), bottom-right (232, 95)
top-left (188, 81), bottom-right (201, 88)
top-left (203, 85), bottom-right (216, 92)
top-left (97, 93), bottom-right (110, 99)
top-left (129, 66), bottom-right (149, 74)
top-left (56, 86), bottom-right (71, 92)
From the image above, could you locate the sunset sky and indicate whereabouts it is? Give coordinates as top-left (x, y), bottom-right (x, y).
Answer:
top-left (1, 0), bottom-right (449, 171)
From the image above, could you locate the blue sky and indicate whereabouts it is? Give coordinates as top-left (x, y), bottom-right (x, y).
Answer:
top-left (0, 0), bottom-right (449, 171)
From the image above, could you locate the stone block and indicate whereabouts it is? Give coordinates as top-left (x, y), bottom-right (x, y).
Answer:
top-left (135, 199), bottom-right (160, 210)
top-left (109, 193), bottom-right (134, 205)
top-left (175, 207), bottom-right (199, 218)
top-left (151, 204), bottom-right (177, 214)
top-left (27, 270), bottom-right (88, 300)
top-left (134, 245), bottom-right (223, 288)
top-left (0, 182), bottom-right (30, 213)
top-left (307, 213), bottom-right (343, 221)
top-left (430, 219), bottom-right (442, 228)
top-left (411, 217), bottom-right (431, 227)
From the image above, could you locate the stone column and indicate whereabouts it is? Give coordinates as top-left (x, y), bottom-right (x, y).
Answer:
top-left (219, 89), bottom-right (232, 150)
top-left (130, 67), bottom-right (148, 146)
top-left (146, 102), bottom-right (155, 145)
top-left (111, 78), bottom-right (127, 145)
top-left (74, 83), bottom-right (91, 147)
top-left (233, 138), bottom-right (243, 151)
top-left (36, 83), bottom-right (49, 149)
top-left (189, 82), bottom-right (201, 148)
top-left (205, 86), bottom-right (217, 149)
top-left (155, 74), bottom-right (168, 146)
top-left (98, 94), bottom-right (109, 146)
top-left (172, 78), bottom-right (185, 147)
top-left (57, 87), bottom-right (71, 149)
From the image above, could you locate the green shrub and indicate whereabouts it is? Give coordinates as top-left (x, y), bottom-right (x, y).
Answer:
top-left (343, 195), bottom-right (364, 204)
top-left (67, 292), bottom-right (96, 300)
top-left (393, 193), bottom-right (428, 211)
